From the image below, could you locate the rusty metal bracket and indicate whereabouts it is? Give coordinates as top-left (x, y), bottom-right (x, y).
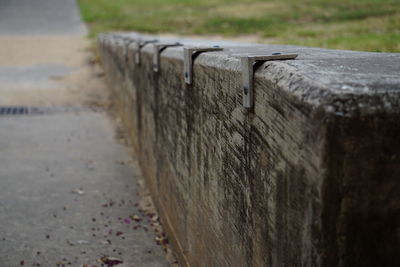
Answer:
top-left (239, 53), bottom-right (298, 108)
top-left (183, 46), bottom-right (223, 84)
top-left (132, 39), bottom-right (159, 65)
top-left (152, 42), bottom-right (182, 72)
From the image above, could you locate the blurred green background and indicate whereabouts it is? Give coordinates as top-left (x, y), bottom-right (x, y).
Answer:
top-left (78, 0), bottom-right (400, 52)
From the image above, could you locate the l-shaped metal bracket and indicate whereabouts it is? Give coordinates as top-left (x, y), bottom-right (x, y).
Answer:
top-left (152, 42), bottom-right (182, 72)
top-left (239, 53), bottom-right (298, 108)
top-left (132, 39), bottom-right (159, 65)
top-left (183, 46), bottom-right (223, 84)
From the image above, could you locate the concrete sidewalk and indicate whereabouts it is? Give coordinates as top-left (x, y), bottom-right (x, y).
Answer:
top-left (0, 0), bottom-right (87, 35)
top-left (0, 0), bottom-right (173, 266)
top-left (0, 113), bottom-right (169, 267)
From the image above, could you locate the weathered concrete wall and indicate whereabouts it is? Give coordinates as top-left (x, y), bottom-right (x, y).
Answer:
top-left (98, 33), bottom-right (400, 267)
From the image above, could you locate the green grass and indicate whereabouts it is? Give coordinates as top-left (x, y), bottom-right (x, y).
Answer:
top-left (78, 0), bottom-right (400, 52)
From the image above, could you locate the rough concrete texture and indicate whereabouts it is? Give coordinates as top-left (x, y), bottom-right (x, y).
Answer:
top-left (99, 32), bottom-right (400, 267)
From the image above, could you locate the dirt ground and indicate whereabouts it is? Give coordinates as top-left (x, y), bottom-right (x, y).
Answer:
top-left (0, 36), bottom-right (109, 108)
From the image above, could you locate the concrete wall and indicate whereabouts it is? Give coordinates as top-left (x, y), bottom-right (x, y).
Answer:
top-left (98, 33), bottom-right (400, 267)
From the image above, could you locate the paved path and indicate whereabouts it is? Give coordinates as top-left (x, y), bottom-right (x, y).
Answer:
top-left (0, 0), bottom-right (87, 35)
top-left (0, 1), bottom-right (172, 266)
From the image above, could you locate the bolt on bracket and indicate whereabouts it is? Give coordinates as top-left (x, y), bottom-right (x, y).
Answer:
top-left (240, 53), bottom-right (298, 108)
top-left (183, 46), bottom-right (224, 84)
top-left (132, 39), bottom-right (159, 65)
top-left (152, 42), bottom-right (183, 72)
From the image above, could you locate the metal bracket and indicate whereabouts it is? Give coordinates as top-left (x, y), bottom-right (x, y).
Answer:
top-left (132, 39), bottom-right (159, 65)
top-left (152, 42), bottom-right (182, 72)
top-left (240, 53), bottom-right (298, 108)
top-left (183, 46), bottom-right (223, 84)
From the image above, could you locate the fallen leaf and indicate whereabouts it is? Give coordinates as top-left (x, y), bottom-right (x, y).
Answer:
top-left (99, 256), bottom-right (123, 266)
top-left (130, 215), bottom-right (142, 222)
top-left (72, 188), bottom-right (85, 195)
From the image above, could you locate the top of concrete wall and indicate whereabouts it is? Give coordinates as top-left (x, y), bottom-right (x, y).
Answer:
top-left (102, 32), bottom-right (400, 116)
